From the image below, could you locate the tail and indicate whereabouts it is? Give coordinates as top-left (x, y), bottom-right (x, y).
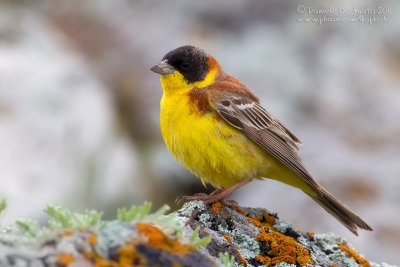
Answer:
top-left (309, 187), bottom-right (372, 235)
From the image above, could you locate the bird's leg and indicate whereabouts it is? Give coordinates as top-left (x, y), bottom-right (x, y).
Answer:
top-left (175, 179), bottom-right (252, 206)
top-left (210, 188), bottom-right (224, 196)
top-left (177, 188), bottom-right (221, 201)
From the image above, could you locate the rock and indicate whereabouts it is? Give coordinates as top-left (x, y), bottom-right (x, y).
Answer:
top-left (179, 201), bottom-right (393, 267)
top-left (0, 202), bottom-right (395, 267)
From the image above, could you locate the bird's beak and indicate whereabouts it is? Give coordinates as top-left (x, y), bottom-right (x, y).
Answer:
top-left (150, 60), bottom-right (175, 75)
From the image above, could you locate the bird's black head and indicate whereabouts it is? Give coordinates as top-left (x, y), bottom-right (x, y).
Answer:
top-left (151, 45), bottom-right (210, 83)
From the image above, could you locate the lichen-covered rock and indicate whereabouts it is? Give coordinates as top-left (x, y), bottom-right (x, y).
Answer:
top-left (0, 202), bottom-right (396, 267)
top-left (178, 201), bottom-right (396, 267)
top-left (0, 203), bottom-right (214, 267)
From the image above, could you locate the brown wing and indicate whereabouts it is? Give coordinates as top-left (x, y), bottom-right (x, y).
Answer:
top-left (206, 81), bottom-right (373, 235)
top-left (208, 88), bottom-right (318, 189)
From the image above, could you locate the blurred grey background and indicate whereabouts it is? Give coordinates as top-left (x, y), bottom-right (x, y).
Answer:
top-left (0, 0), bottom-right (399, 264)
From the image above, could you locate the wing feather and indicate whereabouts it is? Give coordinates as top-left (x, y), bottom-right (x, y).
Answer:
top-left (204, 81), bottom-right (372, 234)
top-left (210, 89), bottom-right (319, 190)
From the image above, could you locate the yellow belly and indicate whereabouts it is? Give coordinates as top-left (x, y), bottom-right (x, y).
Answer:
top-left (160, 91), bottom-right (291, 188)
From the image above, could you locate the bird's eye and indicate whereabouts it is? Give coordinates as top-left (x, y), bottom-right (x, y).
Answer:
top-left (181, 62), bottom-right (190, 69)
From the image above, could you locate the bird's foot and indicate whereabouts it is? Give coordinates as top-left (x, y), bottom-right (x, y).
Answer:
top-left (176, 188), bottom-right (240, 210)
top-left (175, 192), bottom-right (219, 205)
top-left (176, 179), bottom-right (252, 212)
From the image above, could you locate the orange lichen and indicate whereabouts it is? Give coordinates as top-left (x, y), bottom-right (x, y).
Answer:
top-left (339, 243), bottom-right (371, 267)
top-left (245, 212), bottom-right (276, 231)
top-left (59, 223), bottom-right (203, 266)
top-left (261, 212), bottom-right (276, 226)
top-left (307, 232), bottom-right (315, 238)
top-left (331, 264), bottom-right (339, 267)
top-left (212, 201), bottom-right (222, 214)
top-left (235, 206), bottom-right (248, 216)
top-left (136, 223), bottom-right (193, 256)
top-left (83, 249), bottom-right (116, 267)
top-left (87, 232), bottom-right (97, 246)
top-left (62, 230), bottom-right (74, 236)
top-left (255, 226), bottom-right (311, 266)
top-left (246, 216), bottom-right (262, 228)
top-left (223, 234), bottom-right (232, 244)
top-left (57, 253), bottom-right (75, 266)
top-left (94, 257), bottom-right (118, 267)
top-left (118, 242), bottom-right (146, 267)
top-left (234, 248), bottom-right (248, 266)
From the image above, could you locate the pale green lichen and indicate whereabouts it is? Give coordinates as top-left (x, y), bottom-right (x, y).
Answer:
top-left (219, 252), bottom-right (235, 267)
top-left (0, 202), bottom-right (215, 266)
top-left (1, 203), bottom-right (182, 245)
top-left (118, 202), bottom-right (182, 236)
top-left (371, 263), bottom-right (398, 267)
top-left (117, 201), bottom-right (153, 221)
top-left (15, 219), bottom-right (40, 237)
top-left (330, 251), bottom-right (360, 266)
top-left (95, 221), bottom-right (137, 255)
top-left (314, 232), bottom-right (345, 250)
top-left (313, 233), bottom-right (365, 266)
top-left (198, 213), bottom-right (211, 226)
top-left (274, 263), bottom-right (297, 267)
top-left (45, 205), bottom-right (103, 230)
top-left (273, 218), bottom-right (293, 233)
top-left (231, 230), bottom-right (260, 260)
top-left (218, 224), bottom-right (229, 233)
top-left (189, 226), bottom-right (212, 248)
top-left (180, 201), bottom-right (206, 217)
top-left (0, 199), bottom-right (6, 215)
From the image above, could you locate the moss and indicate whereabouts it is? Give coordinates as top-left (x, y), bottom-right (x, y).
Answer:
top-left (339, 243), bottom-right (371, 267)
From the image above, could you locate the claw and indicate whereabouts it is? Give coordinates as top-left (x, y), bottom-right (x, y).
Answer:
top-left (176, 179), bottom-right (252, 207)
top-left (175, 193), bottom-right (210, 205)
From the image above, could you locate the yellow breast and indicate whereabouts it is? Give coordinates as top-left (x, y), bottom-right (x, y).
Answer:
top-left (160, 87), bottom-right (269, 188)
top-left (157, 69), bottom-right (312, 193)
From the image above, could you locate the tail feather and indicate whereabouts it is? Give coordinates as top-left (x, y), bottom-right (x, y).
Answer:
top-left (310, 188), bottom-right (372, 236)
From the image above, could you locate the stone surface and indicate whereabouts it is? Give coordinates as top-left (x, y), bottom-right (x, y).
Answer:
top-left (179, 201), bottom-right (396, 267)
top-left (0, 201), bottom-right (396, 267)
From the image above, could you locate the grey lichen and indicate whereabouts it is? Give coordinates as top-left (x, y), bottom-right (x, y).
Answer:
top-left (272, 218), bottom-right (294, 234)
top-left (0, 201), bottom-right (396, 267)
top-left (231, 230), bottom-right (260, 260)
top-left (0, 202), bottom-right (214, 267)
top-left (178, 201), bottom-right (396, 267)
top-left (274, 263), bottom-right (297, 267)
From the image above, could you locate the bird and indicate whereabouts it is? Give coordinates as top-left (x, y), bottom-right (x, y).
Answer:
top-left (151, 45), bottom-right (372, 235)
